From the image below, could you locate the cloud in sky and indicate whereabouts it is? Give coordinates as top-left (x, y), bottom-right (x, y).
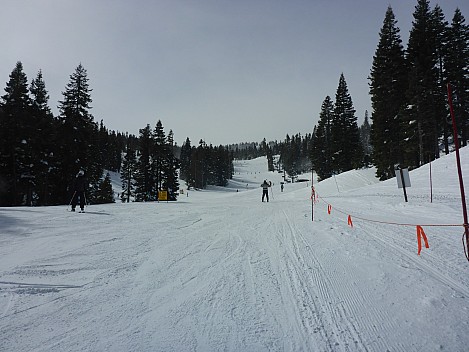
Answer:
top-left (1, 0), bottom-right (468, 145)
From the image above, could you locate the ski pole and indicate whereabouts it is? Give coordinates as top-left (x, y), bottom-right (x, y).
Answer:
top-left (68, 191), bottom-right (76, 210)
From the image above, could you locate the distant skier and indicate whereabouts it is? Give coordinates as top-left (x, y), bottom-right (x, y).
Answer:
top-left (261, 180), bottom-right (271, 202)
top-left (281, 183), bottom-right (284, 192)
top-left (70, 170), bottom-right (87, 212)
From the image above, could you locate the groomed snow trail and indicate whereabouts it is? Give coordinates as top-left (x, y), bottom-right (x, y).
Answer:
top-left (1, 154), bottom-right (469, 351)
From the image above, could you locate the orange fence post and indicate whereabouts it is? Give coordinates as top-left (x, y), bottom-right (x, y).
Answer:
top-left (348, 215), bottom-right (353, 228)
top-left (417, 225), bottom-right (429, 255)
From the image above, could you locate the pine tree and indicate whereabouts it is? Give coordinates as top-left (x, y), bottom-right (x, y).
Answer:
top-left (431, 5), bottom-right (451, 154)
top-left (266, 146), bottom-right (274, 172)
top-left (179, 137), bottom-right (192, 183)
top-left (94, 172), bottom-right (115, 204)
top-left (107, 130), bottom-right (123, 172)
top-left (98, 120), bottom-right (108, 170)
top-left (193, 140), bottom-right (207, 189)
top-left (446, 8), bottom-right (469, 147)
top-left (164, 130), bottom-right (180, 201)
top-left (209, 145), bottom-right (228, 186)
top-left (30, 70), bottom-right (51, 114)
top-left (134, 125), bottom-right (153, 201)
top-left (290, 134), bottom-right (302, 177)
top-left (29, 70), bottom-right (57, 205)
top-left (120, 138), bottom-right (136, 202)
top-left (260, 138), bottom-right (268, 156)
top-left (0, 106), bottom-right (6, 203)
top-left (152, 120), bottom-right (166, 196)
top-left (0, 61), bottom-right (32, 205)
top-left (369, 6), bottom-right (408, 179)
top-left (59, 64), bottom-right (93, 121)
top-left (311, 96), bottom-right (334, 180)
top-left (331, 73), bottom-right (363, 172)
top-left (57, 63), bottom-right (102, 204)
top-left (359, 111), bottom-right (372, 166)
top-left (404, 0), bottom-right (440, 167)
top-left (279, 134), bottom-right (291, 175)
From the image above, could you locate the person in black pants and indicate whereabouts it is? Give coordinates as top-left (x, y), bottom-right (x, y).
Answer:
top-left (261, 180), bottom-right (271, 202)
top-left (71, 170), bottom-right (87, 211)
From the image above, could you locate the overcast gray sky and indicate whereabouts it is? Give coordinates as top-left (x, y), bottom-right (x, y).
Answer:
top-left (2, 0), bottom-right (468, 146)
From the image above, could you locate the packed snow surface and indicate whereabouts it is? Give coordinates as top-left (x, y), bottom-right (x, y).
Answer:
top-left (2, 149), bottom-right (469, 351)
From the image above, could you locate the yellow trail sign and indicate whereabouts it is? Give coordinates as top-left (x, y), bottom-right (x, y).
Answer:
top-left (158, 190), bottom-right (168, 201)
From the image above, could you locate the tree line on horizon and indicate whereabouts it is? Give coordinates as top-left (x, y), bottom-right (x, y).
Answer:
top-left (0, 62), bottom-right (233, 206)
top-left (1, 0), bottom-right (467, 206)
top-left (179, 138), bottom-right (234, 190)
top-left (226, 72), bottom-right (371, 182)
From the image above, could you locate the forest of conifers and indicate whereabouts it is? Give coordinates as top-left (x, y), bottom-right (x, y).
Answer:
top-left (1, 1), bottom-right (468, 206)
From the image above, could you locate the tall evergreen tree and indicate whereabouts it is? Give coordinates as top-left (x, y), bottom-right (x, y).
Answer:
top-left (311, 96), bottom-right (334, 180)
top-left (152, 120), bottom-right (166, 195)
top-left (107, 130), bottom-right (124, 172)
top-left (369, 6), bottom-right (408, 179)
top-left (179, 137), bottom-right (192, 183)
top-left (359, 111), bottom-right (372, 166)
top-left (279, 134), bottom-right (291, 175)
top-left (98, 120), bottom-right (108, 171)
top-left (193, 139), bottom-right (207, 189)
top-left (57, 63), bottom-right (102, 204)
top-left (29, 70), bottom-right (57, 205)
top-left (0, 61), bottom-right (32, 205)
top-left (431, 5), bottom-right (451, 154)
top-left (446, 8), bottom-right (469, 147)
top-left (30, 70), bottom-right (51, 114)
top-left (0, 106), bottom-right (6, 204)
top-left (94, 172), bottom-right (115, 204)
top-left (120, 138), bottom-right (136, 202)
top-left (164, 130), bottom-right (180, 201)
top-left (163, 130), bottom-right (181, 200)
top-left (403, 0), bottom-right (440, 167)
top-left (331, 73), bottom-right (363, 172)
top-left (259, 138), bottom-right (268, 156)
top-left (134, 125), bottom-right (153, 201)
top-left (59, 64), bottom-right (93, 121)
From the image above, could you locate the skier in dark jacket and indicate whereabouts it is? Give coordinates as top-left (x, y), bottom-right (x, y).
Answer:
top-left (71, 170), bottom-right (87, 212)
top-left (261, 180), bottom-right (271, 202)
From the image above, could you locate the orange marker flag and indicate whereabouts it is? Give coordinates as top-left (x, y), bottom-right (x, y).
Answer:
top-left (327, 204), bottom-right (332, 214)
top-left (416, 225), bottom-right (429, 255)
top-left (348, 215), bottom-right (353, 228)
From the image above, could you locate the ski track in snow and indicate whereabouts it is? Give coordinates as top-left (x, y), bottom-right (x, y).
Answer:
top-left (1, 152), bottom-right (469, 351)
top-left (274, 208), bottom-right (404, 352)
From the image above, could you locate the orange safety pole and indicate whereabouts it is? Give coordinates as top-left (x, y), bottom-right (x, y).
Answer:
top-left (348, 215), bottom-right (353, 228)
top-left (416, 226), bottom-right (430, 255)
top-left (447, 83), bottom-right (469, 261)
